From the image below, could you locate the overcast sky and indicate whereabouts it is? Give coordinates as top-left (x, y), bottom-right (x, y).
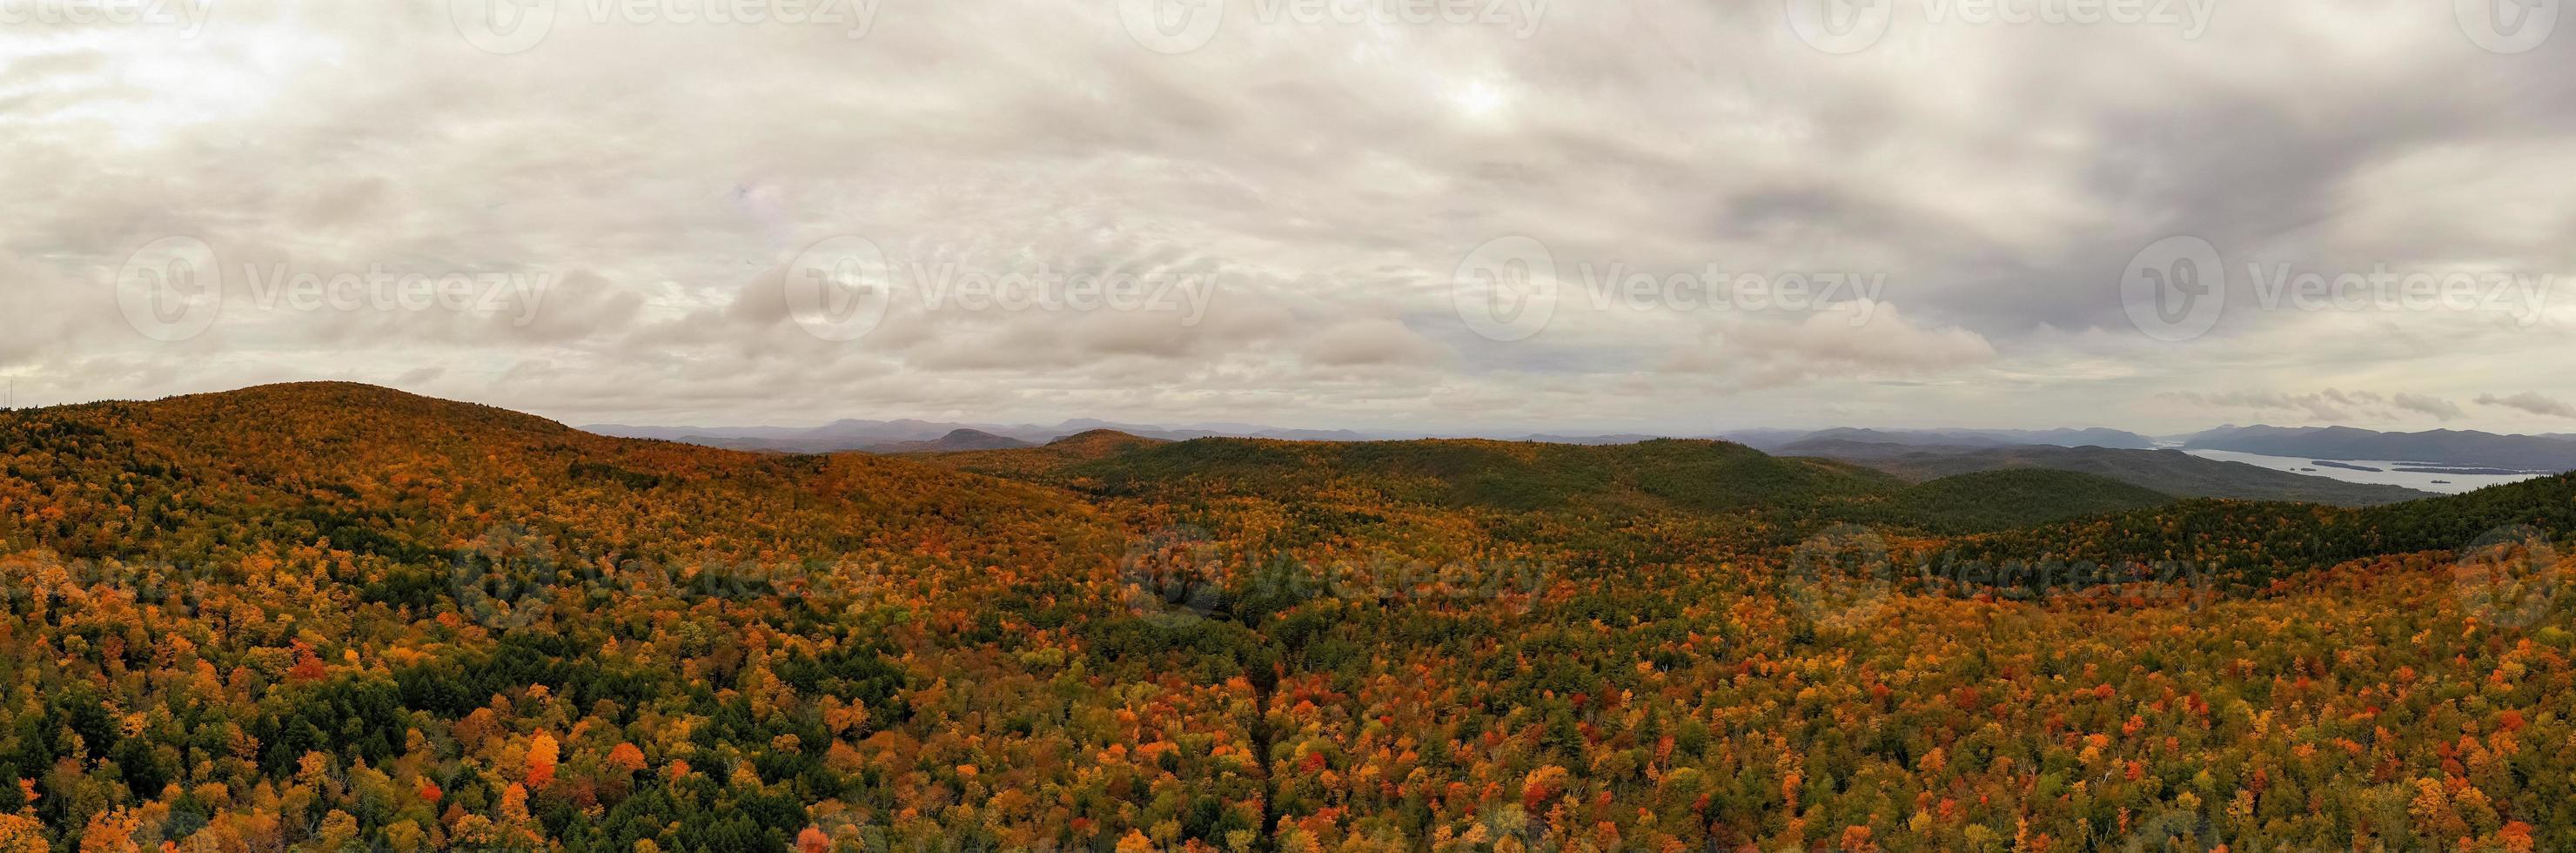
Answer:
top-left (4, 0), bottom-right (2573, 434)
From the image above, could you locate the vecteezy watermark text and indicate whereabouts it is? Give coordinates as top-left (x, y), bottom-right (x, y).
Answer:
top-left (1451, 235), bottom-right (1886, 342)
top-left (0, 0), bottom-right (209, 34)
top-left (239, 264), bottom-right (553, 323)
top-left (1570, 261), bottom-right (1887, 313)
top-left (1786, 0), bottom-right (2216, 54)
top-left (450, 0), bottom-right (879, 55)
top-left (1117, 525), bottom-right (1554, 623)
top-left (114, 236), bottom-right (556, 342)
top-left (782, 236), bottom-right (1216, 341)
top-left (2244, 262), bottom-right (2552, 321)
top-left (1119, 0), bottom-right (1546, 55)
top-left (2122, 235), bottom-right (2555, 342)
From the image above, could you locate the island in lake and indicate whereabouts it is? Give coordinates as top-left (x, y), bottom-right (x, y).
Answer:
top-left (2393, 466), bottom-right (2548, 476)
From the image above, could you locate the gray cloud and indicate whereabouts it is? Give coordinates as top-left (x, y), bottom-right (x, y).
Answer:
top-left (2161, 390), bottom-right (2359, 422)
top-left (2161, 389), bottom-right (2481, 425)
top-left (2392, 392), bottom-right (2465, 421)
top-left (2479, 392), bottom-right (2576, 420)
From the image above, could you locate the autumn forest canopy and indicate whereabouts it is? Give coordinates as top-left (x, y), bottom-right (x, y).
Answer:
top-left (2, 382), bottom-right (2573, 852)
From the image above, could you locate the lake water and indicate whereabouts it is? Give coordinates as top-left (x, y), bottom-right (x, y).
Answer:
top-left (2182, 449), bottom-right (2551, 494)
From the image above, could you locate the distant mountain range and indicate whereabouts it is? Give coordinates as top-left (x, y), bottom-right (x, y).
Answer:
top-left (862, 428), bottom-right (1034, 453)
top-left (2178, 425), bottom-right (2576, 472)
top-left (581, 418), bottom-right (1011, 452)
top-left (1723, 426), bottom-right (2157, 453)
top-left (580, 418), bottom-right (1370, 453)
top-left (583, 419), bottom-right (1657, 453)
top-left (1786, 440), bottom-right (2436, 507)
top-left (584, 417), bottom-right (2576, 475)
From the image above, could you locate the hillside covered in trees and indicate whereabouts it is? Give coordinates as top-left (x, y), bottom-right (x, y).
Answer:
top-left (1, 384), bottom-right (2571, 852)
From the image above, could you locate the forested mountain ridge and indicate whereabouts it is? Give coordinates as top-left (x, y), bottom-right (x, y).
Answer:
top-left (2182, 425), bottom-right (2576, 472)
top-left (951, 434), bottom-right (2185, 536)
top-left (0, 383), bottom-right (2569, 852)
top-left (1063, 437), bottom-right (1902, 512)
top-left (3, 382), bottom-right (1121, 570)
top-left (0, 383), bottom-right (1218, 851)
top-left (1941, 468), bottom-right (2576, 592)
top-left (1787, 442), bottom-right (2438, 507)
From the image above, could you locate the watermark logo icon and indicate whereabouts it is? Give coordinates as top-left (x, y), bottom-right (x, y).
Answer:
top-left (1785, 0), bottom-right (1895, 53)
top-left (453, 0), bottom-right (875, 54)
top-left (2453, 525), bottom-right (2561, 629)
top-left (783, 236), bottom-right (894, 341)
top-left (116, 235), bottom-right (223, 342)
top-left (1783, 523), bottom-right (1895, 629)
top-left (450, 523), bottom-right (564, 630)
top-left (1119, 525), bottom-right (1230, 623)
top-left (2121, 234), bottom-right (2225, 342)
top-left (1787, 0), bottom-right (2213, 53)
top-left (453, 0), bottom-right (557, 55)
top-left (1452, 235), bottom-right (1558, 341)
top-left (1120, 0), bottom-right (1225, 54)
top-left (2457, 0), bottom-right (2559, 53)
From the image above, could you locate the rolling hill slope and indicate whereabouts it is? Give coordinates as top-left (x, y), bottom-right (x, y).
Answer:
top-left (936, 433), bottom-right (2195, 537)
top-left (5, 384), bottom-right (2576, 850)
top-left (0, 383), bottom-right (1287, 850)
top-left (1944, 469), bottom-right (2576, 590)
top-left (1876, 468), bottom-right (2176, 533)
top-left (0, 382), bottom-right (1117, 568)
top-left (1060, 436), bottom-right (1903, 513)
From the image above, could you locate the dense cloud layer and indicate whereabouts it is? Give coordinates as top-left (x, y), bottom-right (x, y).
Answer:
top-left (3, 0), bottom-right (2570, 433)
